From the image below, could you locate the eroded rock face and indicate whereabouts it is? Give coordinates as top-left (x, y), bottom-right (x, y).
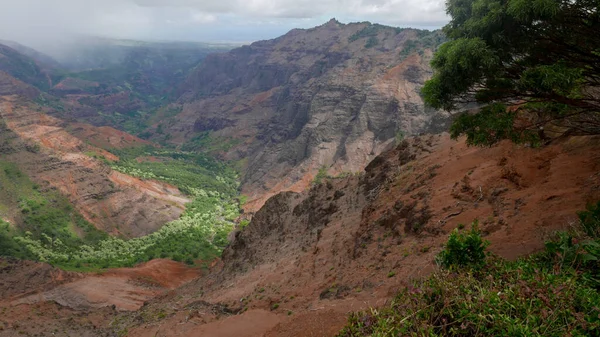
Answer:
top-left (0, 96), bottom-right (187, 237)
top-left (219, 133), bottom-right (600, 300)
top-left (167, 20), bottom-right (449, 210)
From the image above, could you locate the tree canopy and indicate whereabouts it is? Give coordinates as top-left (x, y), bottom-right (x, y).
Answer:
top-left (423, 0), bottom-right (600, 145)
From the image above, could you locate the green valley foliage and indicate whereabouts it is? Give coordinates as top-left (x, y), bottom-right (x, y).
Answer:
top-left (0, 145), bottom-right (242, 270)
top-left (422, 0), bottom-right (600, 146)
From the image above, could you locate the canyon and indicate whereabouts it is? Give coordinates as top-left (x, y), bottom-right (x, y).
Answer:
top-left (0, 19), bottom-right (598, 337)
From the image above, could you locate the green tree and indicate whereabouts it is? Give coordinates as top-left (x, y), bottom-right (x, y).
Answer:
top-left (423, 0), bottom-right (600, 146)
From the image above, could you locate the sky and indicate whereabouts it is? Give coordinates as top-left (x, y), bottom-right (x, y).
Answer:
top-left (0, 0), bottom-right (448, 49)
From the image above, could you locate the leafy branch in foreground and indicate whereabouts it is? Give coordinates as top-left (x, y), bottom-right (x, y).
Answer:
top-left (423, 0), bottom-right (600, 146)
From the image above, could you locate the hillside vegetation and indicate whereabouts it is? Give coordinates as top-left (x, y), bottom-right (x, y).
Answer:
top-left (0, 159), bottom-right (107, 260)
top-left (338, 204), bottom-right (600, 336)
top-left (35, 144), bottom-right (237, 270)
top-left (337, 0), bottom-right (600, 335)
top-left (0, 122), bottom-right (242, 270)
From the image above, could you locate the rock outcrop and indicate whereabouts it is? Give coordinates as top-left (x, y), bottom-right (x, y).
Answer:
top-left (0, 95), bottom-right (187, 237)
top-left (166, 20), bottom-right (449, 210)
top-left (120, 133), bottom-right (600, 337)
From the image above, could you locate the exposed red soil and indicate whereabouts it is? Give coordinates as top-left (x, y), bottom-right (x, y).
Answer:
top-left (68, 122), bottom-right (152, 150)
top-left (52, 77), bottom-right (99, 93)
top-left (0, 71), bottom-right (40, 99)
top-left (1, 133), bottom-right (598, 336)
top-left (0, 96), bottom-right (188, 237)
top-left (1, 259), bottom-right (201, 311)
top-left (119, 133), bottom-right (600, 337)
top-left (60, 91), bottom-right (145, 115)
top-left (0, 259), bottom-right (201, 336)
top-left (103, 259), bottom-right (202, 290)
top-left (108, 171), bottom-right (190, 207)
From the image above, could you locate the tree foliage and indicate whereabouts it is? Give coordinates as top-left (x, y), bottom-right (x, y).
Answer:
top-left (423, 0), bottom-right (600, 145)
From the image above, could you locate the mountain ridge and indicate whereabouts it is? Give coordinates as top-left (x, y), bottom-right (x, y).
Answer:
top-left (0, 18), bottom-right (598, 336)
top-left (159, 20), bottom-right (448, 211)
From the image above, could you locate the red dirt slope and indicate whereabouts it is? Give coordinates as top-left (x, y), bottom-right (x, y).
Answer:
top-left (0, 95), bottom-right (189, 237)
top-left (1, 133), bottom-right (598, 337)
top-left (0, 259), bottom-right (202, 335)
top-left (122, 133), bottom-right (599, 336)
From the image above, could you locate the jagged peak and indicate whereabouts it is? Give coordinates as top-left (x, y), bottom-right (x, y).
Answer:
top-left (325, 18), bottom-right (342, 26)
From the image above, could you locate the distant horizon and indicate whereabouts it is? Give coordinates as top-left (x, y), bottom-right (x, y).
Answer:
top-left (0, 0), bottom-right (448, 53)
top-left (1, 18), bottom-right (445, 55)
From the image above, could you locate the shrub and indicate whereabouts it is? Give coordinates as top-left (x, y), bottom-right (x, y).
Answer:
top-left (540, 232), bottom-right (600, 287)
top-left (436, 221), bottom-right (489, 270)
top-left (338, 206), bottom-right (600, 336)
top-left (337, 257), bottom-right (600, 337)
top-left (364, 37), bottom-right (378, 49)
top-left (239, 219), bottom-right (250, 229)
top-left (312, 166), bottom-right (328, 185)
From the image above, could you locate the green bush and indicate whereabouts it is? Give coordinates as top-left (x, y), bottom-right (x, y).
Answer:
top-left (0, 220), bottom-right (32, 259)
top-left (364, 37), bottom-right (378, 49)
top-left (540, 232), bottom-right (600, 288)
top-left (337, 257), bottom-right (600, 337)
top-left (436, 222), bottom-right (489, 270)
top-left (338, 206), bottom-right (600, 336)
top-left (312, 166), bottom-right (328, 185)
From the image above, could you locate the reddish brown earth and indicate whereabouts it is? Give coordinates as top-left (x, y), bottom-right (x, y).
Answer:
top-left (124, 134), bottom-right (600, 336)
top-left (0, 95), bottom-right (188, 237)
top-left (0, 133), bottom-right (598, 336)
top-left (67, 122), bottom-right (152, 151)
top-left (0, 71), bottom-right (40, 99)
top-left (51, 77), bottom-right (99, 95)
top-left (0, 259), bottom-right (202, 336)
top-left (8, 259), bottom-right (201, 311)
top-left (61, 91), bottom-right (145, 116)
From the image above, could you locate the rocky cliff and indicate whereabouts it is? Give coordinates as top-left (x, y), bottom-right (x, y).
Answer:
top-left (114, 133), bottom-right (600, 337)
top-left (163, 20), bottom-right (448, 210)
top-left (0, 93), bottom-right (188, 238)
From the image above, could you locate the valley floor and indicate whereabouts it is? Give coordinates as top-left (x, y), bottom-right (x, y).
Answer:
top-left (1, 133), bottom-right (599, 336)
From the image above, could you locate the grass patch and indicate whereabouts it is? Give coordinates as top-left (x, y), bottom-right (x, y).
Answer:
top-left (7, 144), bottom-right (242, 270)
top-left (0, 160), bottom-right (108, 262)
top-left (337, 203), bottom-right (600, 336)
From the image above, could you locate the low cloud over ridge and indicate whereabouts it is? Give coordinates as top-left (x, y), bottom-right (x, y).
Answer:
top-left (0, 0), bottom-right (447, 49)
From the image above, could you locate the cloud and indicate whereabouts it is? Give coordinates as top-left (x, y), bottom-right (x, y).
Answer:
top-left (134, 0), bottom-right (447, 24)
top-left (0, 0), bottom-right (448, 49)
